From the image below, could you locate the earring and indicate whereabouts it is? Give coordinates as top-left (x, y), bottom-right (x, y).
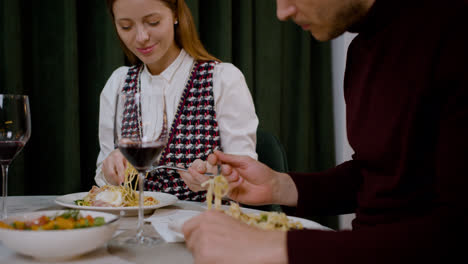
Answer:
top-left (174, 20), bottom-right (178, 25)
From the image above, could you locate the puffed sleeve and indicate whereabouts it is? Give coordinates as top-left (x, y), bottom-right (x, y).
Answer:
top-left (212, 63), bottom-right (259, 160)
top-left (94, 66), bottom-right (128, 187)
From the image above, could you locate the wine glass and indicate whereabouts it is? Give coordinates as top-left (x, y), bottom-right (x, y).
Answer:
top-left (110, 91), bottom-right (167, 247)
top-left (0, 95), bottom-right (31, 219)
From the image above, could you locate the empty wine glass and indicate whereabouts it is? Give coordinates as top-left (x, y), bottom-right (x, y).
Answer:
top-left (110, 91), bottom-right (167, 247)
top-left (0, 94), bottom-right (31, 219)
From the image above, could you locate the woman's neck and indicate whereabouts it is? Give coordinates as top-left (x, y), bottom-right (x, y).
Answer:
top-left (146, 45), bottom-right (181, 75)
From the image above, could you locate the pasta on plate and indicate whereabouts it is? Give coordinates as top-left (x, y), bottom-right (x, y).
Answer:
top-left (75, 164), bottom-right (159, 207)
top-left (202, 174), bottom-right (303, 231)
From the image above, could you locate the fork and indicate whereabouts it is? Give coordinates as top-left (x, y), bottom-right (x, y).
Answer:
top-left (150, 165), bottom-right (216, 177)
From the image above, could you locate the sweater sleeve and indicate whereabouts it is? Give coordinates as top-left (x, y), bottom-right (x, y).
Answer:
top-left (287, 206), bottom-right (465, 264)
top-left (289, 160), bottom-right (362, 216)
top-left (94, 66), bottom-right (128, 186)
top-left (212, 63), bottom-right (259, 160)
top-left (286, 86), bottom-right (467, 262)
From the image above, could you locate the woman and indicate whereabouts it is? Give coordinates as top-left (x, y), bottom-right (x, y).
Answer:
top-left (95, 0), bottom-right (258, 201)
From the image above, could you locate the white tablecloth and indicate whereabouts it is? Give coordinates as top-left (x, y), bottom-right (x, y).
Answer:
top-left (0, 196), bottom-right (328, 264)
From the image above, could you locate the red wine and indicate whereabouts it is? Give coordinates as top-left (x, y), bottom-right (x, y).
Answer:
top-left (0, 141), bottom-right (25, 165)
top-left (118, 142), bottom-right (165, 171)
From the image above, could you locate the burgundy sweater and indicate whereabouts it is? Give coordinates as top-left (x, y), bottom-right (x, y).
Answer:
top-left (287, 0), bottom-right (468, 263)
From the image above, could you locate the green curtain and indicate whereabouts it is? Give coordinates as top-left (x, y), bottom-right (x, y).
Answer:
top-left (0, 0), bottom-right (336, 229)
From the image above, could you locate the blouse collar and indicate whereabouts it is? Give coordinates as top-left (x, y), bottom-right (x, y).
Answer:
top-left (143, 49), bottom-right (188, 83)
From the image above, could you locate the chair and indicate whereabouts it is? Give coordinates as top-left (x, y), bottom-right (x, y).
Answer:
top-left (242, 128), bottom-right (288, 212)
top-left (256, 128), bottom-right (289, 172)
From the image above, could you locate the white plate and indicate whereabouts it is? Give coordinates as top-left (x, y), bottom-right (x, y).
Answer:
top-left (151, 205), bottom-right (332, 242)
top-left (287, 215), bottom-right (332, 230)
top-left (55, 191), bottom-right (179, 216)
top-left (166, 213), bottom-right (332, 241)
top-left (199, 203), bottom-right (332, 231)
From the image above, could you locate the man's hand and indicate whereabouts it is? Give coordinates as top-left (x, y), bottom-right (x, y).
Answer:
top-left (183, 210), bottom-right (288, 264)
top-left (213, 151), bottom-right (298, 206)
top-left (180, 150), bottom-right (298, 206)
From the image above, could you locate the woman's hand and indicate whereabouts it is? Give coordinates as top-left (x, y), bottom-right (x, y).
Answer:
top-left (183, 210), bottom-right (288, 264)
top-left (178, 158), bottom-right (220, 192)
top-left (102, 149), bottom-right (127, 185)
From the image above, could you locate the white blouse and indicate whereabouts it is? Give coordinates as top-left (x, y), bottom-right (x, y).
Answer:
top-left (95, 49), bottom-right (259, 186)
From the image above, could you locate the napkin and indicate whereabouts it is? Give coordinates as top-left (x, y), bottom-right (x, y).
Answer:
top-left (145, 209), bottom-right (201, 243)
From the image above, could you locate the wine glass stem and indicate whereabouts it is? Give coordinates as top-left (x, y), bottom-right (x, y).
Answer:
top-left (136, 171), bottom-right (145, 241)
top-left (1, 164), bottom-right (9, 220)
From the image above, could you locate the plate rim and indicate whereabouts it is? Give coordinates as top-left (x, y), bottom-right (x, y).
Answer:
top-left (54, 191), bottom-right (179, 211)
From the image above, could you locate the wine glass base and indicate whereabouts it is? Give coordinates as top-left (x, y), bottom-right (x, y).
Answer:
top-left (107, 229), bottom-right (193, 263)
top-left (108, 228), bottom-right (163, 248)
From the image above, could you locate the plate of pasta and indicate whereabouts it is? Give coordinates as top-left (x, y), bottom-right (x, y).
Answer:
top-left (161, 175), bottom-right (330, 241)
top-left (56, 165), bottom-right (178, 216)
top-left (55, 190), bottom-right (178, 216)
top-left (147, 175), bottom-right (331, 243)
top-left (160, 202), bottom-right (330, 243)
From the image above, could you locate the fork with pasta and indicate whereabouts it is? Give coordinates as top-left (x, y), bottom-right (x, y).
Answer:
top-left (201, 172), bottom-right (303, 231)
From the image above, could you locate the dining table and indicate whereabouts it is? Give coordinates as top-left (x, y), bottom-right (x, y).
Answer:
top-left (0, 195), bottom-right (329, 264)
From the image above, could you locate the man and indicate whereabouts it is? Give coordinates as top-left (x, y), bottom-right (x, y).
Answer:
top-left (180, 0), bottom-right (468, 263)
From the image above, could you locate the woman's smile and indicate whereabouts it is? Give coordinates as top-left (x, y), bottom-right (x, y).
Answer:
top-left (136, 44), bottom-right (156, 55)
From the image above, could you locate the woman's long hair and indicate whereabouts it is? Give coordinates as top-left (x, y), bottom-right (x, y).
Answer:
top-left (105, 0), bottom-right (219, 65)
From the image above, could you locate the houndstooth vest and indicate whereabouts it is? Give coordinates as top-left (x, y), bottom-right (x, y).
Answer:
top-left (121, 61), bottom-right (221, 201)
